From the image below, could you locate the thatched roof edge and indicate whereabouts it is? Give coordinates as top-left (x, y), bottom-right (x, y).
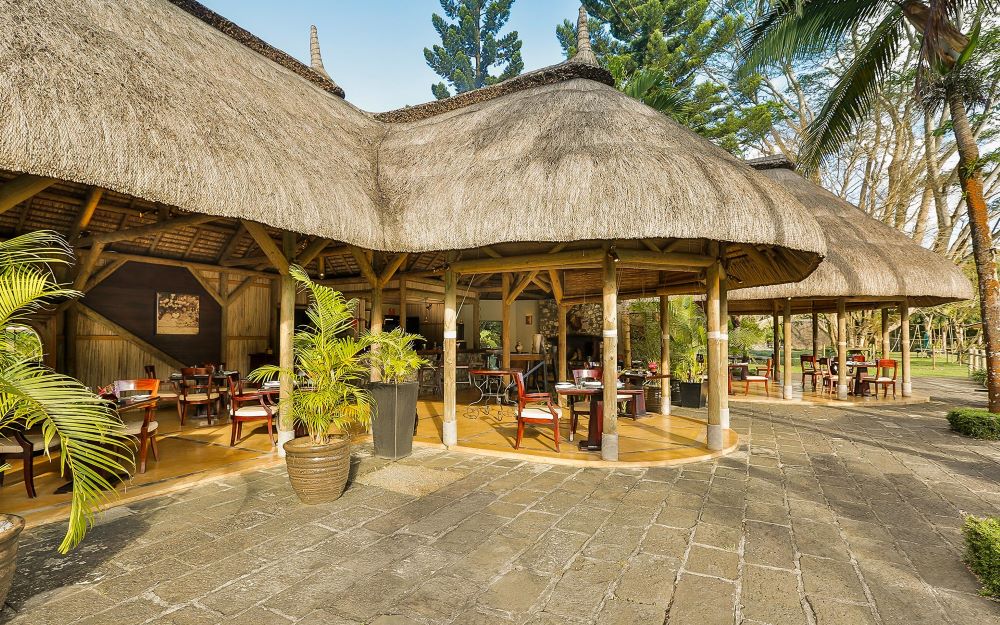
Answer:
top-left (747, 154), bottom-right (796, 171)
top-left (167, 0), bottom-right (346, 98)
top-left (375, 62), bottom-right (614, 123)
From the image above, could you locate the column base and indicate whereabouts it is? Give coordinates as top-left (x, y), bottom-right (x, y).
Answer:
top-left (719, 407), bottom-right (729, 429)
top-left (783, 385), bottom-right (794, 400)
top-left (837, 384), bottom-right (849, 400)
top-left (601, 433), bottom-right (619, 461)
top-left (276, 429), bottom-right (296, 457)
top-left (902, 382), bottom-right (912, 397)
top-left (707, 424), bottom-right (724, 450)
top-left (443, 420), bottom-right (458, 447)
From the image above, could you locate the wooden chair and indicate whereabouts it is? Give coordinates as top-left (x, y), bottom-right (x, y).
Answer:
top-left (0, 428), bottom-right (60, 498)
top-left (801, 355), bottom-right (818, 390)
top-left (820, 358), bottom-right (841, 396)
top-left (227, 376), bottom-right (276, 446)
top-left (863, 359), bottom-right (898, 398)
top-left (114, 379), bottom-right (160, 473)
top-left (513, 371), bottom-right (561, 452)
top-left (569, 368), bottom-right (601, 441)
top-left (178, 367), bottom-right (222, 425)
top-left (743, 358), bottom-right (771, 396)
top-left (145, 364), bottom-right (182, 421)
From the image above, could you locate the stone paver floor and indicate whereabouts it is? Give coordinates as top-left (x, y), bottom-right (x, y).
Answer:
top-left (4, 377), bottom-right (1000, 624)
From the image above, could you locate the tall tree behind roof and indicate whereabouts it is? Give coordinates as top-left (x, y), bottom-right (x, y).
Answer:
top-left (423, 0), bottom-right (524, 100)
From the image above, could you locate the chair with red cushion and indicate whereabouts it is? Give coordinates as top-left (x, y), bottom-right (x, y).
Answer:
top-left (114, 378), bottom-right (161, 473)
top-left (513, 372), bottom-right (561, 452)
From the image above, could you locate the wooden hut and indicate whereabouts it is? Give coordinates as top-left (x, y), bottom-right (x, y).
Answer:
top-left (728, 156), bottom-right (973, 400)
top-left (0, 1), bottom-right (830, 460)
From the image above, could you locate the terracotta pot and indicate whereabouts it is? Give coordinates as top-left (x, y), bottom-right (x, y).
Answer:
top-left (282, 436), bottom-right (351, 504)
top-left (0, 514), bottom-right (24, 607)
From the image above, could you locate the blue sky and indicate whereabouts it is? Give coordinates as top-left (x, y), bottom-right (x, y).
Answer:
top-left (200, 1), bottom-right (581, 111)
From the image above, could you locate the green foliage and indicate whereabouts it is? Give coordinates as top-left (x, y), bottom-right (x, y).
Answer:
top-left (369, 328), bottom-right (428, 385)
top-left (947, 408), bottom-right (1000, 439)
top-left (249, 266), bottom-right (374, 445)
top-left (972, 368), bottom-right (988, 387)
top-left (424, 0), bottom-right (524, 99)
top-left (558, 0), bottom-right (769, 153)
top-left (479, 327), bottom-right (499, 349)
top-left (963, 515), bottom-right (1000, 597)
top-left (729, 317), bottom-right (768, 360)
top-left (0, 231), bottom-right (131, 553)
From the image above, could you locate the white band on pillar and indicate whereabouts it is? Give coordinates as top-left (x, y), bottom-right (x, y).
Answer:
top-left (707, 332), bottom-right (728, 340)
top-left (783, 385), bottom-right (794, 400)
top-left (902, 382), bottom-right (912, 396)
top-left (719, 407), bottom-right (730, 429)
top-left (601, 433), bottom-right (619, 461)
top-left (603, 329), bottom-right (617, 338)
top-left (277, 429), bottom-right (295, 457)
top-left (707, 424), bottom-right (724, 450)
top-left (837, 385), bottom-right (848, 399)
top-left (443, 330), bottom-right (457, 339)
top-left (443, 420), bottom-right (457, 446)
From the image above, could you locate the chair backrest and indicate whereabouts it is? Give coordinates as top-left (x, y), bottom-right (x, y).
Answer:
top-left (114, 378), bottom-right (160, 398)
top-left (180, 367), bottom-right (214, 394)
top-left (143, 364), bottom-right (156, 378)
top-left (513, 371), bottom-right (527, 401)
top-left (759, 358), bottom-right (772, 378)
top-left (572, 368), bottom-right (602, 384)
top-left (877, 359), bottom-right (897, 379)
top-left (800, 354), bottom-right (816, 370)
top-left (851, 354), bottom-right (867, 362)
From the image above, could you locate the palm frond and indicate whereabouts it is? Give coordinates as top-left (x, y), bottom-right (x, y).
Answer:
top-left (0, 230), bottom-right (73, 273)
top-left (800, 9), bottom-right (905, 170)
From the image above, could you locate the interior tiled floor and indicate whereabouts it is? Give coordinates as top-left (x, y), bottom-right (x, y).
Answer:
top-left (4, 376), bottom-right (1000, 624)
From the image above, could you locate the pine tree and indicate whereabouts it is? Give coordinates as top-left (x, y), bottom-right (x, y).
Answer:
top-left (424, 0), bottom-right (524, 100)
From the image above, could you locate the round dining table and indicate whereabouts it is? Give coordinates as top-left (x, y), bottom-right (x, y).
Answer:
top-left (555, 385), bottom-right (643, 451)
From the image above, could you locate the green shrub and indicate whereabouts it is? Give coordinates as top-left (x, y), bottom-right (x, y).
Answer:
top-left (972, 368), bottom-right (988, 387)
top-left (947, 408), bottom-right (1000, 440)
top-left (964, 515), bottom-right (1000, 597)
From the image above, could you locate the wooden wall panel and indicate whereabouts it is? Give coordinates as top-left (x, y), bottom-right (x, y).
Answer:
top-left (75, 314), bottom-right (175, 390)
top-left (225, 278), bottom-right (271, 375)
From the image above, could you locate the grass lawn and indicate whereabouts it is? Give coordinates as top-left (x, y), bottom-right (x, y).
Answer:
top-left (747, 349), bottom-right (972, 379)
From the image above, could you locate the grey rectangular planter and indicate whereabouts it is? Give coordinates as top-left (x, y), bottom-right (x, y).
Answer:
top-left (369, 381), bottom-right (419, 460)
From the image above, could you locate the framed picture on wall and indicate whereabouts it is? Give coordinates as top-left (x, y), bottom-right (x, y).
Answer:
top-left (156, 292), bottom-right (200, 335)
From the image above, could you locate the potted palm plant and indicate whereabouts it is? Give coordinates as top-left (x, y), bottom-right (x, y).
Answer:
top-left (0, 231), bottom-right (130, 605)
top-left (249, 266), bottom-right (373, 504)
top-left (367, 328), bottom-right (427, 460)
top-left (668, 297), bottom-right (708, 408)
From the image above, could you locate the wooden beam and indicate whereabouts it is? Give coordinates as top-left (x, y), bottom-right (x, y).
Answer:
top-left (220, 255), bottom-right (273, 267)
top-left (0, 174), bottom-right (55, 215)
top-left (451, 249), bottom-right (605, 274)
top-left (187, 268), bottom-right (225, 307)
top-left (77, 213), bottom-right (217, 247)
top-left (228, 276), bottom-right (257, 303)
top-left (505, 270), bottom-right (538, 305)
top-left (641, 239), bottom-right (662, 253)
top-left (480, 246), bottom-right (503, 259)
top-left (217, 222), bottom-right (247, 263)
top-left (242, 220), bottom-right (289, 274)
top-left (84, 259), bottom-right (126, 292)
top-left (378, 253), bottom-right (409, 288)
top-left (548, 270), bottom-right (564, 304)
top-left (348, 246), bottom-right (379, 287)
top-left (296, 237), bottom-right (330, 267)
top-left (77, 304), bottom-right (185, 371)
top-left (97, 251), bottom-right (273, 279)
top-left (613, 249), bottom-right (714, 270)
top-left (67, 187), bottom-right (104, 242)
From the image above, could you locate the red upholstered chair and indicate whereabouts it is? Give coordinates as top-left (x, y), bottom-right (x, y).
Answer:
top-left (227, 376), bottom-right (276, 446)
top-left (114, 379), bottom-right (161, 473)
top-left (863, 359), bottom-right (898, 399)
top-left (513, 372), bottom-right (561, 452)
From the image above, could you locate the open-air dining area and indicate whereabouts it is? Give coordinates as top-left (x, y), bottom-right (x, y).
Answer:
top-left (0, 0), bottom-right (998, 623)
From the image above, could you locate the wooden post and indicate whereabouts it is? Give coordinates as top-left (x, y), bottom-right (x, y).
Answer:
top-left (837, 298), bottom-right (848, 400)
top-left (783, 299), bottom-right (793, 400)
top-left (900, 300), bottom-right (912, 397)
top-left (623, 308), bottom-right (632, 369)
top-left (443, 267), bottom-right (458, 446)
top-left (277, 233), bottom-right (296, 452)
top-left (706, 260), bottom-right (724, 450)
top-left (812, 306), bottom-right (819, 360)
top-left (501, 273), bottom-right (511, 369)
top-left (881, 307), bottom-right (891, 376)
top-left (720, 269), bottom-right (729, 427)
top-left (219, 272), bottom-right (229, 366)
top-left (398, 279), bottom-right (407, 332)
top-left (557, 303), bottom-right (568, 383)
top-left (659, 295), bottom-right (671, 416)
top-left (772, 304), bottom-right (780, 387)
top-left (601, 253), bottom-right (619, 461)
top-left (65, 242), bottom-right (105, 377)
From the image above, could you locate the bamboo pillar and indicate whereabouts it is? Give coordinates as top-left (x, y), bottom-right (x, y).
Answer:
top-left (558, 303), bottom-right (568, 408)
top-left (901, 300), bottom-right (912, 396)
top-left (398, 279), bottom-right (407, 332)
top-left (370, 284), bottom-right (383, 382)
top-left (501, 273), bottom-right (511, 369)
top-left (443, 267), bottom-right (457, 446)
top-left (706, 260), bottom-right (725, 451)
top-left (660, 295), bottom-right (671, 416)
top-left (881, 307), bottom-right (891, 377)
top-left (837, 298), bottom-right (848, 399)
top-left (219, 272), bottom-right (229, 365)
top-left (623, 309), bottom-right (632, 368)
top-left (812, 307), bottom-right (819, 360)
top-left (720, 270), bottom-right (728, 428)
top-left (772, 304), bottom-right (780, 386)
top-left (783, 299), bottom-right (793, 400)
top-left (277, 233), bottom-right (296, 451)
top-left (601, 253), bottom-right (619, 461)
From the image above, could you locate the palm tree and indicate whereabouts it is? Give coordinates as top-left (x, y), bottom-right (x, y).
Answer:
top-left (0, 231), bottom-right (130, 553)
top-left (738, 0), bottom-right (1000, 412)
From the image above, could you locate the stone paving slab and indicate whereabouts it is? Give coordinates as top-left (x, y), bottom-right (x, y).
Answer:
top-left (4, 377), bottom-right (1000, 624)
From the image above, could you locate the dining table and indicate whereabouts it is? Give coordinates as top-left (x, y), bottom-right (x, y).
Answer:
top-left (845, 361), bottom-right (877, 396)
top-left (468, 368), bottom-right (520, 419)
top-left (555, 384), bottom-right (643, 451)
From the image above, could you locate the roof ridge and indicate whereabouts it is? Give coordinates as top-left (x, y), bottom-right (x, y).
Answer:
top-left (747, 154), bottom-right (796, 171)
top-left (167, 0), bottom-right (345, 98)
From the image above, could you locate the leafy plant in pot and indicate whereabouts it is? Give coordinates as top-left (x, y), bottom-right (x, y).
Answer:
top-left (249, 266), bottom-right (374, 504)
top-left (0, 232), bottom-right (131, 605)
top-left (367, 328), bottom-right (428, 460)
top-left (668, 297), bottom-right (708, 408)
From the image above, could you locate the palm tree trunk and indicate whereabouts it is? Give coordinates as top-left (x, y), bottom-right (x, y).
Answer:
top-left (948, 87), bottom-right (1000, 412)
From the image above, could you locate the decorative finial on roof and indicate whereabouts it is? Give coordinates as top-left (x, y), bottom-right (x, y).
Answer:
top-left (571, 5), bottom-right (599, 66)
top-left (309, 25), bottom-right (330, 79)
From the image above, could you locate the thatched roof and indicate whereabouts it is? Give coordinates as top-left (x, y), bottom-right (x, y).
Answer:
top-left (0, 0), bottom-right (826, 291)
top-left (727, 156), bottom-right (973, 313)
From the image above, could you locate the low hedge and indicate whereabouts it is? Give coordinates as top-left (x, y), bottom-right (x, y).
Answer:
top-left (947, 408), bottom-right (1000, 440)
top-left (964, 515), bottom-right (1000, 597)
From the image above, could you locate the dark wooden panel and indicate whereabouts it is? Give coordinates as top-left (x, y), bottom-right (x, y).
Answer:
top-left (85, 261), bottom-right (221, 366)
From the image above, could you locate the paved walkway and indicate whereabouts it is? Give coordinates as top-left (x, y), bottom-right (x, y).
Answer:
top-left (4, 377), bottom-right (1000, 624)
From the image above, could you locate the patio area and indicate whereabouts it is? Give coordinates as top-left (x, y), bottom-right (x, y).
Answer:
top-left (3, 376), bottom-right (999, 625)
